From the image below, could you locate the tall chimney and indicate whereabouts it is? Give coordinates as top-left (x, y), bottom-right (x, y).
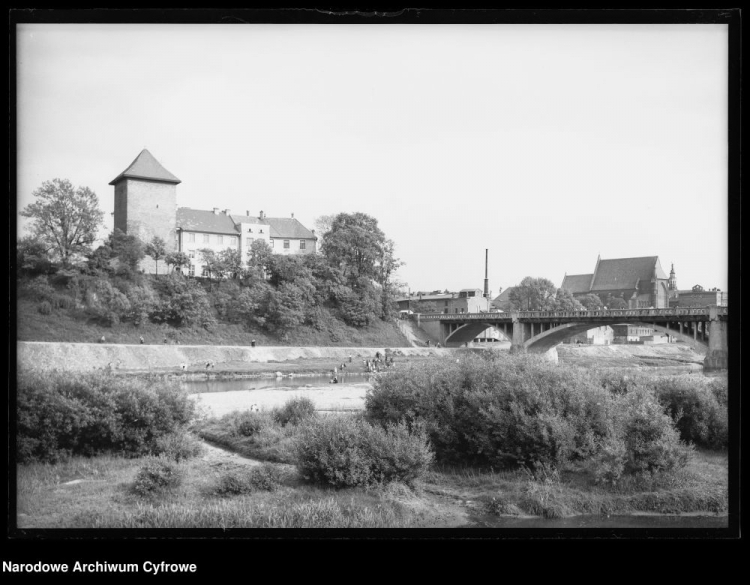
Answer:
top-left (213, 208), bottom-right (219, 215)
top-left (246, 211), bottom-right (250, 216)
top-left (484, 248), bottom-right (490, 298)
top-left (259, 210), bottom-right (265, 220)
top-left (291, 212), bottom-right (294, 219)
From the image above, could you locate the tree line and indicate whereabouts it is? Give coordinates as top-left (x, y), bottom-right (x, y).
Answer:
top-left (18, 179), bottom-right (404, 336)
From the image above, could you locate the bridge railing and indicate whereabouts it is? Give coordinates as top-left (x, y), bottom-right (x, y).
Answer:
top-left (411, 306), bottom-right (726, 321)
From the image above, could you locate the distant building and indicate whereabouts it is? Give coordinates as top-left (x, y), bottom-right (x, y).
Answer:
top-left (396, 288), bottom-right (493, 314)
top-left (561, 255), bottom-right (671, 309)
top-left (111, 149), bottom-right (317, 275)
top-left (611, 324), bottom-right (656, 343)
top-left (566, 326), bottom-right (614, 345)
top-left (669, 283), bottom-right (728, 308)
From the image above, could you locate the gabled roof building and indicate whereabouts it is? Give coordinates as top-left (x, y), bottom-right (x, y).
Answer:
top-left (111, 150), bottom-right (317, 275)
top-left (560, 255), bottom-right (671, 308)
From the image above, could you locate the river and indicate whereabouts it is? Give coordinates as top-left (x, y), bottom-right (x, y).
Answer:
top-left (184, 374), bottom-right (372, 417)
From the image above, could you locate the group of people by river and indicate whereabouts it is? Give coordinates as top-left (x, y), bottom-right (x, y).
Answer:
top-left (329, 351), bottom-right (396, 383)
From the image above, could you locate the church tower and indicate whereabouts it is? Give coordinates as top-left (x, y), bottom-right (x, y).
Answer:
top-left (110, 150), bottom-right (180, 273)
top-left (668, 263), bottom-right (677, 291)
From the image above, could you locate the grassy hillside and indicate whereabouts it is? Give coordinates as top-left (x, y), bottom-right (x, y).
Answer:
top-left (16, 298), bottom-right (410, 347)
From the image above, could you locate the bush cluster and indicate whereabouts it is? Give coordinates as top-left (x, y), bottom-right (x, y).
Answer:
top-left (17, 370), bottom-right (196, 463)
top-left (652, 378), bottom-right (728, 450)
top-left (365, 354), bottom-right (692, 480)
top-left (596, 372), bottom-right (728, 450)
top-left (273, 396), bottom-right (316, 426)
top-left (154, 431), bottom-right (204, 462)
top-left (132, 457), bottom-right (184, 497)
top-left (213, 464), bottom-right (283, 496)
top-left (295, 415), bottom-right (434, 488)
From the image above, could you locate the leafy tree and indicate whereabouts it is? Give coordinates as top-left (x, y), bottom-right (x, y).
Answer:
top-left (601, 293), bottom-right (628, 310)
top-left (217, 248), bottom-right (243, 279)
top-left (165, 251), bottom-right (190, 274)
top-left (86, 244), bottom-right (114, 275)
top-left (313, 214), bottom-right (336, 249)
top-left (151, 274), bottom-right (215, 328)
top-left (107, 228), bottom-right (145, 276)
top-left (247, 239), bottom-right (273, 276)
top-left (322, 212), bottom-right (402, 320)
top-left (17, 236), bottom-right (55, 276)
top-left (553, 288), bottom-right (584, 311)
top-left (321, 212), bottom-right (385, 284)
top-left (198, 248), bottom-right (223, 287)
top-left (144, 237), bottom-right (167, 276)
top-left (578, 293), bottom-right (604, 310)
top-left (508, 277), bottom-right (558, 311)
top-left (20, 179), bottom-right (104, 266)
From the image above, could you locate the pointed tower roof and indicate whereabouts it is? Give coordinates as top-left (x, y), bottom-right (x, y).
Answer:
top-left (109, 149), bottom-right (181, 185)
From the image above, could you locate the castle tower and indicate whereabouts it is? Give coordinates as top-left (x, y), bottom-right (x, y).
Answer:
top-left (110, 149), bottom-right (180, 273)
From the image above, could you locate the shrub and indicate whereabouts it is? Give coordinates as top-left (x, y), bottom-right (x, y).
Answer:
top-left (154, 431), bottom-right (204, 462)
top-left (51, 293), bottom-right (76, 310)
top-left (17, 370), bottom-right (196, 463)
top-left (224, 410), bottom-right (275, 438)
top-left (213, 464), bottom-right (282, 496)
top-left (132, 457), bottom-right (183, 497)
top-left (295, 415), bottom-right (434, 488)
top-left (22, 275), bottom-right (56, 302)
top-left (366, 353), bottom-right (614, 469)
top-left (653, 377), bottom-right (728, 449)
top-left (273, 396), bottom-right (316, 426)
top-left (38, 300), bottom-right (52, 315)
top-left (616, 387), bottom-right (693, 475)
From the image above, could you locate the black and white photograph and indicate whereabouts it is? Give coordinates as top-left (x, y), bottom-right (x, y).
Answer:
top-left (8, 9), bottom-right (740, 552)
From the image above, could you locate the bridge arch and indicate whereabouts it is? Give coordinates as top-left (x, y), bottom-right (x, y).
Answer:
top-left (524, 321), bottom-right (709, 353)
top-left (444, 322), bottom-right (510, 345)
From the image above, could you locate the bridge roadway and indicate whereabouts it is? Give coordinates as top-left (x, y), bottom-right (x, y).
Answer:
top-left (411, 306), bottom-right (728, 370)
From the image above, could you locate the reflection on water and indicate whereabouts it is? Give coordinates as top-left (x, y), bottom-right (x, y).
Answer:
top-left (181, 374), bottom-right (369, 394)
top-left (470, 514), bottom-right (728, 529)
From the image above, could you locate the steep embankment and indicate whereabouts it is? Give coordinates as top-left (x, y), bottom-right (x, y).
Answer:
top-left (16, 341), bottom-right (457, 373)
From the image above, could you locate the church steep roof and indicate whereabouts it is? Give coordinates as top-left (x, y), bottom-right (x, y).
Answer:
top-left (561, 274), bottom-right (594, 294)
top-left (590, 257), bottom-right (666, 292)
top-left (109, 149), bottom-right (181, 185)
top-left (265, 217), bottom-right (316, 240)
top-left (176, 208), bottom-right (239, 235)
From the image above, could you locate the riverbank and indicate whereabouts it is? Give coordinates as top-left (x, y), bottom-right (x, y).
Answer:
top-left (16, 341), bottom-right (459, 376)
top-left (17, 340), bottom-right (713, 378)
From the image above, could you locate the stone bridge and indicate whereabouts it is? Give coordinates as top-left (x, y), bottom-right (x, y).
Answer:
top-left (411, 306), bottom-right (728, 370)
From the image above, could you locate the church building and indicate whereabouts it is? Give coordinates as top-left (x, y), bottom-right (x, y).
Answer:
top-left (560, 255), bottom-right (672, 309)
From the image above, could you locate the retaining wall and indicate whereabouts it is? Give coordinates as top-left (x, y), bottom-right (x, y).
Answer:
top-left (16, 342), bottom-right (460, 372)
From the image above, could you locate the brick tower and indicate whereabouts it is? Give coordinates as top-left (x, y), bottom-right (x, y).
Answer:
top-left (110, 149), bottom-right (180, 273)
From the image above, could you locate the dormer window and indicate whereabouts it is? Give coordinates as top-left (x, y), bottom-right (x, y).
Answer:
top-left (260, 229), bottom-right (264, 234)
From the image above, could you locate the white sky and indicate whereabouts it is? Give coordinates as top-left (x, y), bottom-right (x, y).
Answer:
top-left (16, 24), bottom-right (729, 294)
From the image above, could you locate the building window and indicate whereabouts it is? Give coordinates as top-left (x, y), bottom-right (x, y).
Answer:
top-left (300, 240), bottom-right (306, 250)
top-left (259, 229), bottom-right (264, 234)
top-left (188, 250), bottom-right (195, 259)
top-left (217, 235), bottom-right (223, 245)
top-left (202, 266), bottom-right (210, 278)
top-left (284, 240), bottom-right (290, 249)
top-left (187, 233), bottom-right (195, 243)
top-left (270, 239), bottom-right (275, 248)
top-left (246, 237), bottom-right (254, 247)
top-left (189, 264), bottom-right (195, 277)
top-left (203, 234), bottom-right (210, 244)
